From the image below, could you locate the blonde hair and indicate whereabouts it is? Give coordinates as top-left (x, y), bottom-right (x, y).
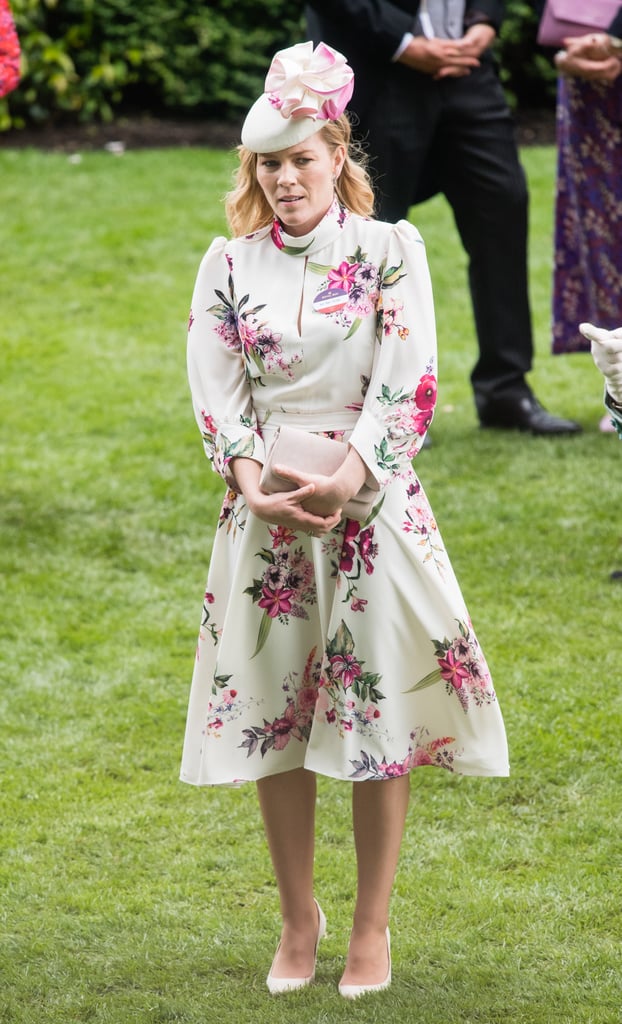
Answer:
top-left (224, 114), bottom-right (375, 238)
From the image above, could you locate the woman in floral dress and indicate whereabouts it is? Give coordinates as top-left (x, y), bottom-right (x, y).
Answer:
top-left (180, 41), bottom-right (509, 997)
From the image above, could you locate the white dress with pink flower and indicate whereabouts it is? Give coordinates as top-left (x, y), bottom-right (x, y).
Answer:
top-left (180, 201), bottom-right (509, 785)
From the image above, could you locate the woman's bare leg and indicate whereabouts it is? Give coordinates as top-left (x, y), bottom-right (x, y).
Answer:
top-left (256, 767), bottom-right (319, 979)
top-left (340, 773), bottom-right (410, 987)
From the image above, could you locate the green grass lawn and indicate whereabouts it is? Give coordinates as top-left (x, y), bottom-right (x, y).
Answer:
top-left (1, 142), bottom-right (620, 1024)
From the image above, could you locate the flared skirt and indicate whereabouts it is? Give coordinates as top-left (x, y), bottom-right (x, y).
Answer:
top-left (180, 466), bottom-right (509, 785)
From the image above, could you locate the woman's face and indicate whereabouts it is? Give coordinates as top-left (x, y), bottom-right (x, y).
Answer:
top-left (256, 132), bottom-right (346, 237)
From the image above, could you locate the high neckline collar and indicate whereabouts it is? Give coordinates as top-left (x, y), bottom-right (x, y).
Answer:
top-left (270, 197), bottom-right (350, 256)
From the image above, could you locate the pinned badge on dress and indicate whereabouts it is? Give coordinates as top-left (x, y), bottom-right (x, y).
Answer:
top-left (313, 287), bottom-right (349, 314)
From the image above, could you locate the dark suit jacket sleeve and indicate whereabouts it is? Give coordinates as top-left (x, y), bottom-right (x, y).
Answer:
top-left (307, 1), bottom-right (504, 60)
top-left (465, 0), bottom-right (504, 31)
top-left (307, 0), bottom-right (506, 67)
top-left (307, 0), bottom-right (418, 60)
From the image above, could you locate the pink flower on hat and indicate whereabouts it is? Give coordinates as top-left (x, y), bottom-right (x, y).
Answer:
top-left (265, 41), bottom-right (354, 123)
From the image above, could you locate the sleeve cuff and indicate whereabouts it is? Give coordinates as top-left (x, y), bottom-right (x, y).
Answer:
top-left (392, 31), bottom-right (414, 61)
top-left (216, 426), bottom-right (266, 490)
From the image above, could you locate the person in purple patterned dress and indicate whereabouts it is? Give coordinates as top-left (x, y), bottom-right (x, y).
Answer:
top-left (551, 16), bottom-right (622, 425)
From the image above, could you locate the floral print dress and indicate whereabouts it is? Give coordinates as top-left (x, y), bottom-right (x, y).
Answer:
top-left (552, 75), bottom-right (622, 354)
top-left (0, 0), bottom-right (20, 100)
top-left (180, 200), bottom-right (509, 785)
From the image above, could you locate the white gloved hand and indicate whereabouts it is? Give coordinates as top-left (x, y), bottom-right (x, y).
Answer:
top-left (579, 322), bottom-right (622, 404)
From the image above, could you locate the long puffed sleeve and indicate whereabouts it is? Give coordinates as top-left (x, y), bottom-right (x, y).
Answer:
top-left (348, 220), bottom-right (437, 488)
top-left (187, 237), bottom-right (266, 488)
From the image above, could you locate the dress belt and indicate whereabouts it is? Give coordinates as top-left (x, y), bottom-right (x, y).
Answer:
top-left (256, 409), bottom-right (361, 435)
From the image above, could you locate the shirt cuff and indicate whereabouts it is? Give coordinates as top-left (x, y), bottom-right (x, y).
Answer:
top-left (392, 31), bottom-right (414, 61)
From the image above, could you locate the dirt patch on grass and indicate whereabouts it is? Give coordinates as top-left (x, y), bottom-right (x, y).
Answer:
top-left (0, 108), bottom-right (555, 153)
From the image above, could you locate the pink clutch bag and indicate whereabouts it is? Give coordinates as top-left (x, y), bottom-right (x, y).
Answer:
top-left (260, 425), bottom-right (379, 523)
top-left (537, 0), bottom-right (620, 47)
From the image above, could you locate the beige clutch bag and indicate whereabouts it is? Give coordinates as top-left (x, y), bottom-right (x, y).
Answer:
top-left (260, 425), bottom-right (379, 523)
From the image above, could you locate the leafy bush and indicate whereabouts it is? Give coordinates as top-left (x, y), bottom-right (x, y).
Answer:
top-left (497, 0), bottom-right (557, 109)
top-left (3, 0), bottom-right (305, 129)
top-left (1, 0), bottom-right (556, 131)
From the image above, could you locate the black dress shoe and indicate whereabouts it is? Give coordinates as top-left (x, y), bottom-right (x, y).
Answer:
top-left (477, 395), bottom-right (582, 436)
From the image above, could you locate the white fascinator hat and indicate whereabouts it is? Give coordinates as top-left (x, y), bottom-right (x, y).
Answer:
top-left (241, 40), bottom-right (354, 154)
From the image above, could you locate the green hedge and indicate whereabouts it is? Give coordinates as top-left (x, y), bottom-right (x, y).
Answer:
top-left (2, 0), bottom-right (555, 132)
top-left (2, 0), bottom-right (306, 129)
top-left (498, 0), bottom-right (557, 109)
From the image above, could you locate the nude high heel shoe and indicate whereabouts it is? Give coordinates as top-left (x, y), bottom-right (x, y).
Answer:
top-left (266, 900), bottom-right (327, 994)
top-left (338, 927), bottom-right (392, 999)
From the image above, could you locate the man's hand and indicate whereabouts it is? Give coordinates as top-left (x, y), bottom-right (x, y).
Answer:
top-left (398, 25), bottom-right (495, 80)
top-left (398, 35), bottom-right (480, 78)
top-left (453, 24), bottom-right (496, 59)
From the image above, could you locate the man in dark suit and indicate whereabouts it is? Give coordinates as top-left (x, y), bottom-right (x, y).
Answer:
top-left (306, 0), bottom-right (581, 434)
